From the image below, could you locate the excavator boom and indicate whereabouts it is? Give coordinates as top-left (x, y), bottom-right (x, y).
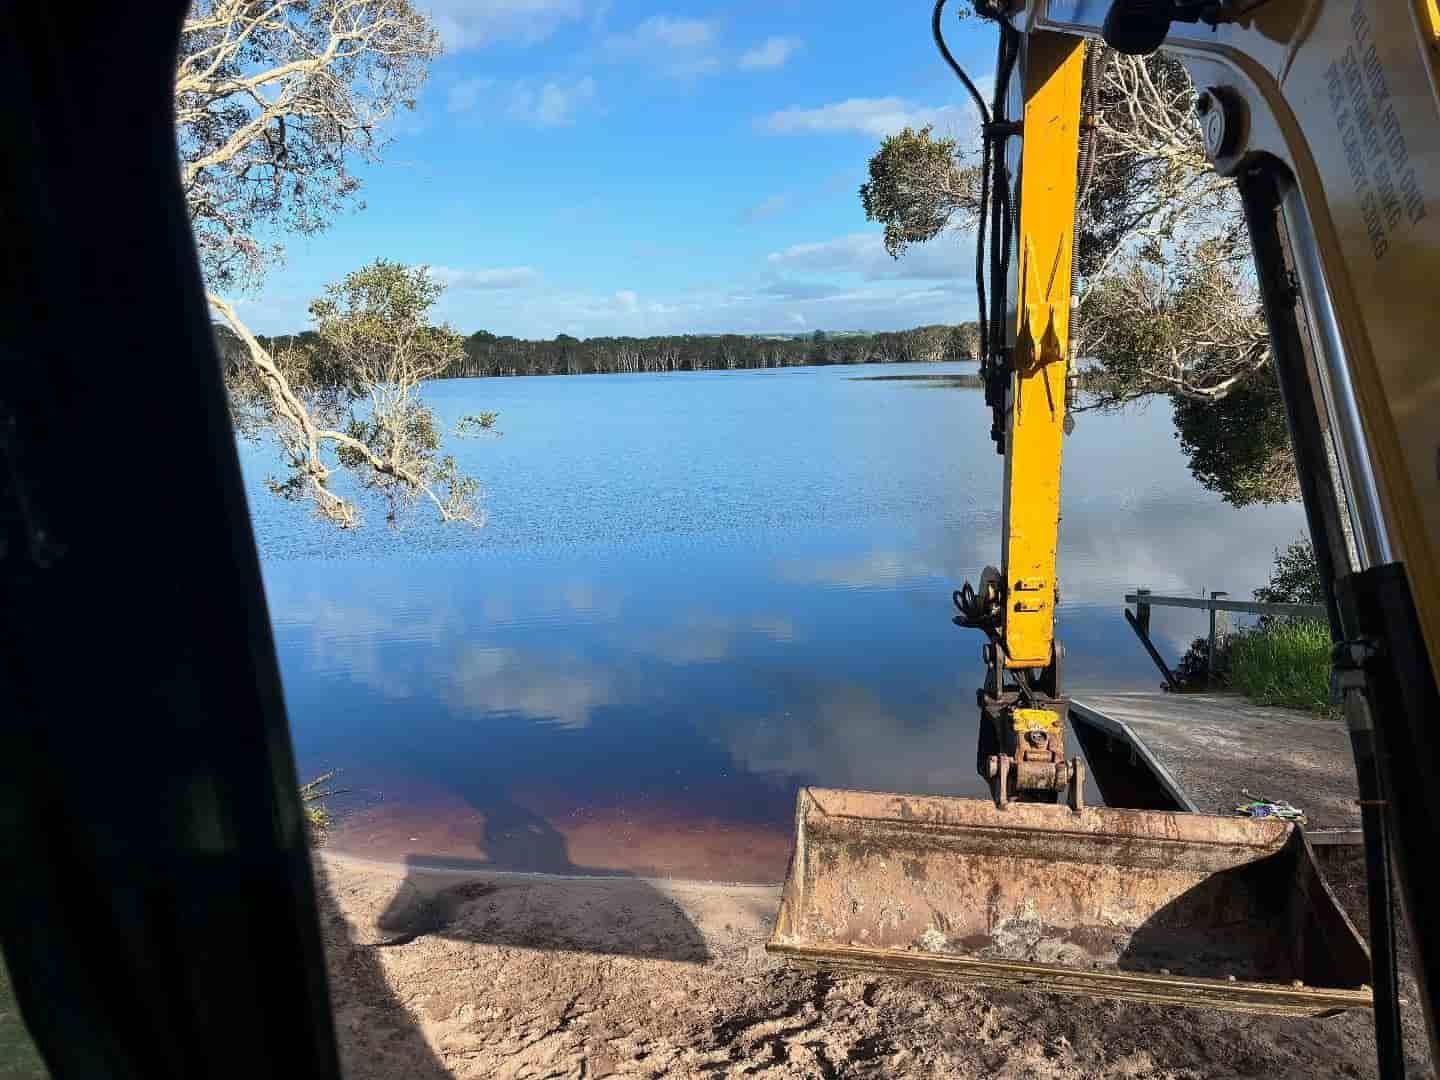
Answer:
top-left (774, 0), bottom-right (1440, 1063)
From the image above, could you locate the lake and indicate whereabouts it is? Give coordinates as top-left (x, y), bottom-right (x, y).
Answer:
top-left (239, 361), bottom-right (1306, 883)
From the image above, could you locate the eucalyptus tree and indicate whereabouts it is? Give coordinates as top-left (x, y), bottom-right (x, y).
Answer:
top-left (180, 0), bottom-right (491, 524)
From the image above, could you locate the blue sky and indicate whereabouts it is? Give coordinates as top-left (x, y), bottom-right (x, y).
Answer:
top-left (237, 1), bottom-right (995, 338)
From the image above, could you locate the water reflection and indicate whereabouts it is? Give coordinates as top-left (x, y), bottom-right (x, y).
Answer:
top-left (248, 363), bottom-right (1307, 882)
top-left (449, 645), bottom-right (615, 730)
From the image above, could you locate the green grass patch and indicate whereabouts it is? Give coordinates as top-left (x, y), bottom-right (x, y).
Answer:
top-left (301, 770), bottom-right (344, 844)
top-left (1226, 618), bottom-right (1332, 713)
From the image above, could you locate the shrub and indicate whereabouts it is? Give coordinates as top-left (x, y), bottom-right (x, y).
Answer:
top-left (301, 771), bottom-right (342, 844)
top-left (1226, 618), bottom-right (1332, 712)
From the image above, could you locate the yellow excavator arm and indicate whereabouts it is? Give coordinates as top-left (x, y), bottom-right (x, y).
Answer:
top-left (955, 30), bottom-right (1089, 809)
top-left (997, 33), bottom-right (1084, 673)
top-left (774, 3), bottom-right (1440, 1071)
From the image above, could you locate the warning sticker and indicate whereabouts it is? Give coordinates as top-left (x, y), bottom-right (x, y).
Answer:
top-left (1325, 2), bottom-right (1428, 260)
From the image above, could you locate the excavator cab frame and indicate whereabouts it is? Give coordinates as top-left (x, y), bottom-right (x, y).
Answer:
top-left (1, 2), bottom-right (1438, 1079)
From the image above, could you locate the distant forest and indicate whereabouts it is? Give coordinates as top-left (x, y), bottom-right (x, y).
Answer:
top-left (254, 322), bottom-right (981, 378)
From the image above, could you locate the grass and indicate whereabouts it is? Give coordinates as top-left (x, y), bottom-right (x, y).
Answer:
top-left (1226, 618), bottom-right (1333, 713)
top-left (301, 770), bottom-right (344, 843)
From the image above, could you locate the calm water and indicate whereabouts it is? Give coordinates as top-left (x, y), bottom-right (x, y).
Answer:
top-left (241, 362), bottom-right (1306, 882)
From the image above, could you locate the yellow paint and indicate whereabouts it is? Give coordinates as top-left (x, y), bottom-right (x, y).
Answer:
top-left (1424, 0), bottom-right (1440, 41)
top-left (1011, 708), bottom-right (1061, 734)
top-left (1000, 34), bottom-right (1085, 669)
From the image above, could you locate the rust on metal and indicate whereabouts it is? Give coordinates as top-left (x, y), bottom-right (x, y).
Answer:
top-left (768, 788), bottom-right (1372, 1016)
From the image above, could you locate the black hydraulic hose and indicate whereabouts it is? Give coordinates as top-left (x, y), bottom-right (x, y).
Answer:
top-left (1072, 43), bottom-right (1109, 294)
top-left (931, 0), bottom-right (991, 364)
top-left (976, 134), bottom-right (992, 363)
top-left (1076, 43), bottom-right (1106, 207)
top-left (988, 25), bottom-right (1019, 368)
top-left (931, 0), bottom-right (991, 127)
top-left (931, 0), bottom-right (1019, 441)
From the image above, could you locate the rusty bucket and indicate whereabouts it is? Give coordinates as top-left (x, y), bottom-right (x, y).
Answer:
top-left (767, 787), bottom-right (1372, 1016)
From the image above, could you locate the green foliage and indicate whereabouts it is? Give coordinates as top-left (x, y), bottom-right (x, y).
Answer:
top-left (307, 261), bottom-right (481, 522)
top-left (301, 771), bottom-right (343, 843)
top-left (1174, 540), bottom-right (1327, 694)
top-left (310, 259), bottom-right (456, 358)
top-left (1174, 634), bottom-right (1227, 689)
top-left (1079, 244), bottom-right (1291, 506)
top-left (1226, 619), bottom-right (1332, 713)
top-left (1254, 537), bottom-right (1324, 605)
top-left (229, 261), bottom-right (490, 526)
top-left (1076, 236), bottom-right (1264, 401)
top-left (1172, 371), bottom-right (1298, 506)
top-left (446, 323), bottom-right (979, 376)
top-left (860, 126), bottom-right (979, 258)
top-left (946, 322), bottom-right (980, 359)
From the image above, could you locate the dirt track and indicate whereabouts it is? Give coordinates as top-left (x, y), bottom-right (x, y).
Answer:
top-left (318, 853), bottom-right (1433, 1079)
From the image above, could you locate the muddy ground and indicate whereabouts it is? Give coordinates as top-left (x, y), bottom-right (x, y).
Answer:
top-left (318, 852), bottom-right (1433, 1079)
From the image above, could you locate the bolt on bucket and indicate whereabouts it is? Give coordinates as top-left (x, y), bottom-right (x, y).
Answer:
top-left (767, 788), bottom-right (1372, 1016)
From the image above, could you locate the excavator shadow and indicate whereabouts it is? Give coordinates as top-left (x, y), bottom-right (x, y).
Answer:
top-left (345, 788), bottom-right (712, 963)
top-left (311, 798), bottom-right (715, 1077)
top-left (313, 857), bottom-right (454, 1080)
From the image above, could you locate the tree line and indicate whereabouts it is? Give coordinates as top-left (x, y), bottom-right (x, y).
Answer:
top-left (255, 322), bottom-right (982, 379)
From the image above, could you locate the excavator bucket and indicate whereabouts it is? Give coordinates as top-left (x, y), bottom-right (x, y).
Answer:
top-left (768, 788), bottom-right (1372, 1016)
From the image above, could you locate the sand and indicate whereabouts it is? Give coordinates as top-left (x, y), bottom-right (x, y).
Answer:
top-left (316, 851), bottom-right (1434, 1079)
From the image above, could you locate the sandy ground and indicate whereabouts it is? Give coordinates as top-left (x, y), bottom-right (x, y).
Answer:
top-left (318, 851), bottom-right (1434, 1079)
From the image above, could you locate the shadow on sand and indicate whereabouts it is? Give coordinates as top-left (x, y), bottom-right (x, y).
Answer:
top-left (313, 858), bottom-right (454, 1080)
top-left (369, 853), bottom-right (712, 964)
top-left (358, 782), bottom-right (713, 962)
top-left (313, 784), bottom-right (722, 1074)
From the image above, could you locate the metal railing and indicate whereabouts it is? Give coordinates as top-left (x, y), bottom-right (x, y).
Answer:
top-left (1125, 589), bottom-right (1327, 690)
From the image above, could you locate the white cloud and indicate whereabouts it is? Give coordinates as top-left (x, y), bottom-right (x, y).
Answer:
top-left (766, 232), bottom-right (968, 280)
top-left (447, 77), bottom-right (494, 113)
top-left (258, 270), bottom-right (975, 340)
top-left (433, 266), bottom-right (542, 290)
top-left (508, 76), bottom-right (597, 126)
top-left (739, 36), bottom-right (800, 70)
top-left (603, 15), bottom-right (721, 78)
top-left (249, 233), bottom-right (977, 339)
top-left (448, 76), bottom-right (596, 125)
top-left (423, 0), bottom-right (585, 49)
top-left (626, 611), bottom-right (799, 665)
top-left (448, 645), bottom-right (614, 729)
top-left (605, 14), bottom-right (718, 52)
top-left (759, 96), bottom-right (975, 140)
top-left (758, 280), bottom-right (842, 300)
top-left (767, 233), bottom-right (882, 273)
top-left (739, 194), bottom-right (788, 223)
top-left (666, 54), bottom-right (723, 78)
